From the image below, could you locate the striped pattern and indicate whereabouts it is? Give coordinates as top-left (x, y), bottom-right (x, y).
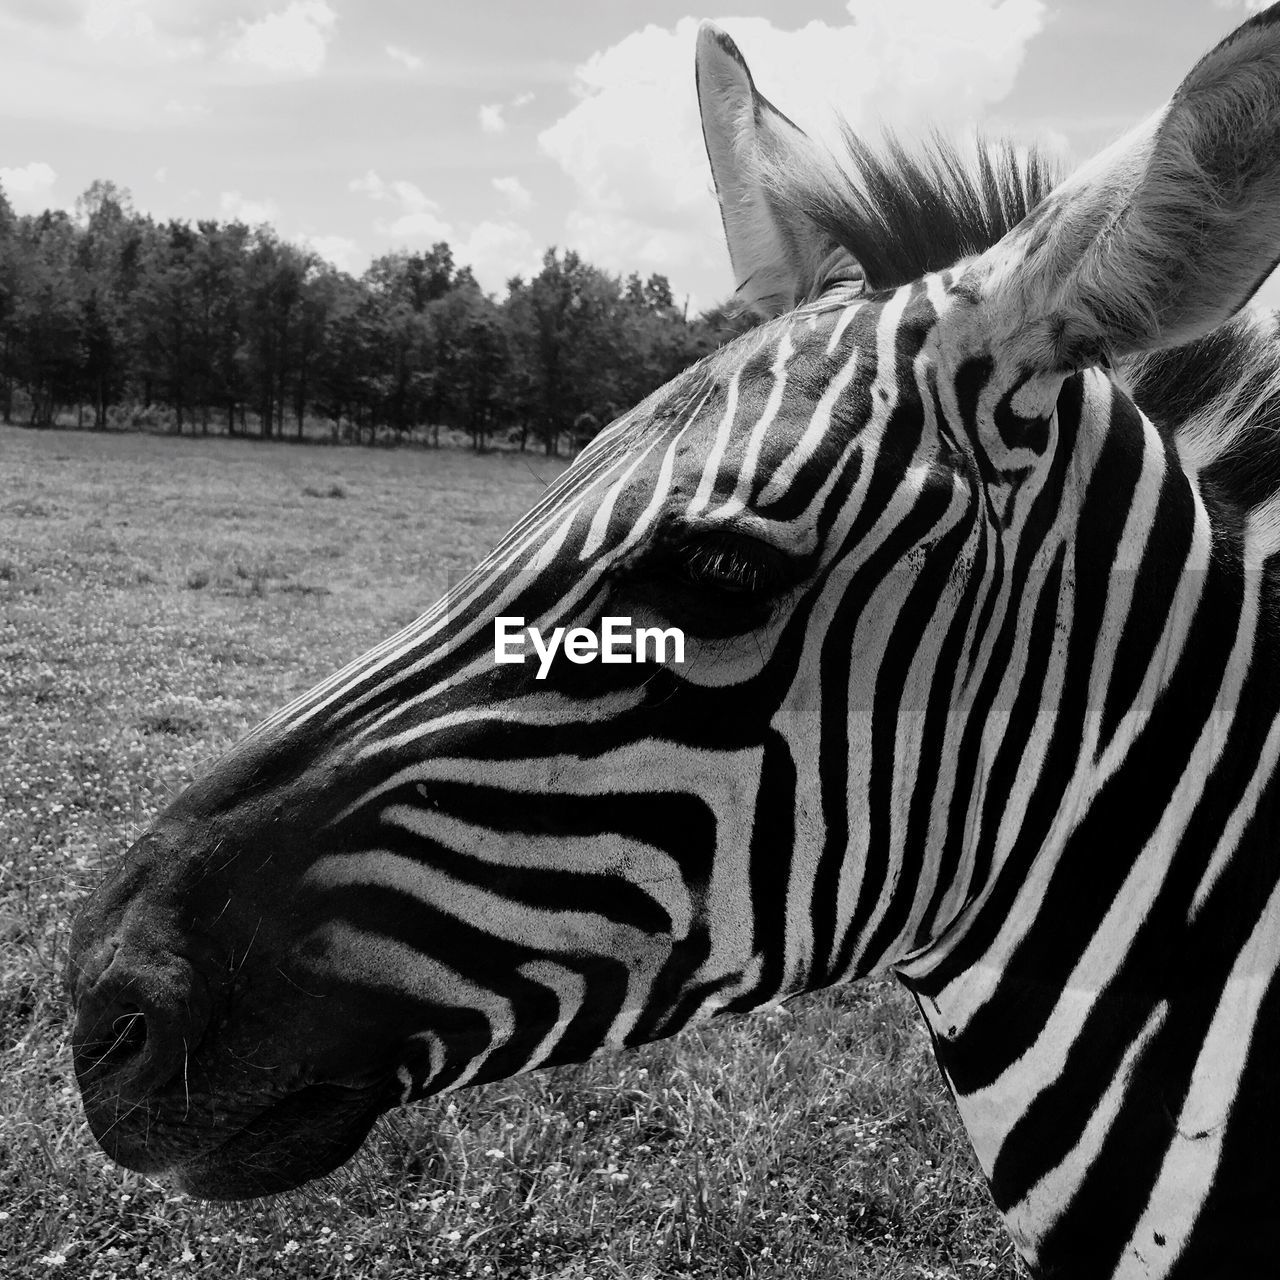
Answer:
top-left (68, 9), bottom-right (1280, 1276)
top-left (231, 275), bottom-right (1280, 1275)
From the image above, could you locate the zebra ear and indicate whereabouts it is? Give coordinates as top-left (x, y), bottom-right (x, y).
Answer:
top-left (696, 23), bottom-right (859, 317)
top-left (974, 5), bottom-right (1280, 372)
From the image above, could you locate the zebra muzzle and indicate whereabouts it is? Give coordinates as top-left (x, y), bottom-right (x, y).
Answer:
top-left (69, 939), bottom-right (214, 1108)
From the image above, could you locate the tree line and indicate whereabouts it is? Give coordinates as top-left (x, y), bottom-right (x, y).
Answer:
top-left (0, 179), bottom-right (757, 454)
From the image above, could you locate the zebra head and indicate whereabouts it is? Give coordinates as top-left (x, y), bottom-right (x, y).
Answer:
top-left (70, 9), bottom-right (1280, 1276)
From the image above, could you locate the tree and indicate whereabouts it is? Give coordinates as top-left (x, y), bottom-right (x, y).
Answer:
top-left (311, 270), bottom-right (371, 439)
top-left (240, 230), bottom-right (313, 437)
top-left (135, 220), bottom-right (202, 430)
top-left (75, 181), bottom-right (140, 427)
top-left (13, 212), bottom-right (82, 425)
top-left (509, 249), bottom-right (633, 455)
top-left (0, 181), bottom-right (19, 422)
top-left (0, 171), bottom-right (740, 450)
top-left (428, 281), bottom-right (510, 450)
top-left (192, 221), bottom-right (250, 434)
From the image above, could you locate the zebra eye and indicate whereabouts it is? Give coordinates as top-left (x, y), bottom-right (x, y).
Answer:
top-left (677, 535), bottom-right (784, 595)
top-left (621, 531), bottom-right (798, 636)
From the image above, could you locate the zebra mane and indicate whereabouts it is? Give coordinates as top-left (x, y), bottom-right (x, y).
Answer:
top-left (763, 130), bottom-right (1280, 505)
top-left (1125, 309), bottom-right (1280, 510)
top-left (763, 130), bottom-right (1062, 293)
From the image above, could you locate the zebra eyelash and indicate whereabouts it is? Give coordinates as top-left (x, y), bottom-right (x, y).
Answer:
top-left (677, 535), bottom-right (788, 595)
top-left (609, 530), bottom-right (806, 638)
top-left (619, 529), bottom-right (796, 597)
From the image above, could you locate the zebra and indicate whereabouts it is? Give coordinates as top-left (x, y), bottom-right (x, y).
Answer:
top-left (67, 7), bottom-right (1280, 1278)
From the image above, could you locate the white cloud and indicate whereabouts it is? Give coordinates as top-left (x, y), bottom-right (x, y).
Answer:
top-left (348, 170), bottom-right (386, 201)
top-left (220, 190), bottom-right (280, 225)
top-left (297, 232), bottom-right (362, 273)
top-left (350, 169), bottom-right (450, 240)
top-left (492, 175), bottom-right (532, 213)
top-left (539, 1), bottom-right (1047, 296)
top-left (162, 97), bottom-right (210, 119)
top-left (480, 93), bottom-right (534, 135)
top-left (154, 166), bottom-right (168, 183)
top-left (0, 162), bottom-right (58, 214)
top-left (349, 170), bottom-right (436, 214)
top-left (0, 2), bottom-right (203, 128)
top-left (386, 43), bottom-right (423, 71)
top-left (457, 221), bottom-right (542, 295)
top-left (386, 209), bottom-right (452, 240)
top-left (1039, 126), bottom-right (1071, 158)
top-left (80, 0), bottom-right (203, 63)
top-left (349, 168), bottom-right (536, 294)
top-left (83, 0), bottom-right (154, 43)
top-left (386, 180), bottom-right (434, 215)
top-left (227, 0), bottom-right (336, 78)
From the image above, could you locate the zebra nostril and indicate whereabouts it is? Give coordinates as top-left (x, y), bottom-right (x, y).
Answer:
top-left (71, 953), bottom-right (213, 1099)
top-left (76, 1003), bottom-right (151, 1083)
top-left (106, 1008), bottom-right (148, 1065)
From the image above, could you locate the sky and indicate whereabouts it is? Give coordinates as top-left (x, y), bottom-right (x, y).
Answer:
top-left (1, 0), bottom-right (1277, 314)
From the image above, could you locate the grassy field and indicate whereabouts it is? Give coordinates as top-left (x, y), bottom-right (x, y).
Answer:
top-left (0, 425), bottom-right (1025, 1280)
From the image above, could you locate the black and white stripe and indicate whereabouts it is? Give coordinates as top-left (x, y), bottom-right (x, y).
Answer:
top-left (69, 7), bottom-right (1280, 1275)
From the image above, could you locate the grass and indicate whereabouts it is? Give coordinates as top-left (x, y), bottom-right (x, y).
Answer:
top-left (0, 424), bottom-right (1026, 1279)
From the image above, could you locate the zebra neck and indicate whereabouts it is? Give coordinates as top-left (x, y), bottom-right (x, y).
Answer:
top-left (894, 424), bottom-right (1280, 1278)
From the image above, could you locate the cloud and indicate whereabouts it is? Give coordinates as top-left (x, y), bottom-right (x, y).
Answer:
top-left (162, 97), bottom-right (210, 119)
top-left (479, 92), bottom-right (536, 136)
top-left (227, 0), bottom-right (336, 78)
top-left (492, 176), bottom-right (532, 213)
top-left (79, 0), bottom-right (203, 63)
top-left (386, 210), bottom-right (452, 240)
top-left (349, 169), bottom-right (537, 294)
top-left (386, 43), bottom-right (423, 71)
top-left (83, 0), bottom-right (154, 43)
top-left (349, 169), bottom-right (450, 240)
top-left (539, 1), bottom-right (1047, 297)
top-left (0, 1), bottom-right (204, 127)
top-left (0, 162), bottom-right (58, 214)
top-left (348, 170), bottom-right (435, 211)
top-left (457, 221), bottom-right (542, 295)
top-left (220, 190), bottom-right (280, 225)
top-left (5, 0), bottom-right (80, 28)
top-left (348, 170), bottom-right (386, 201)
top-left (297, 232), bottom-right (362, 273)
